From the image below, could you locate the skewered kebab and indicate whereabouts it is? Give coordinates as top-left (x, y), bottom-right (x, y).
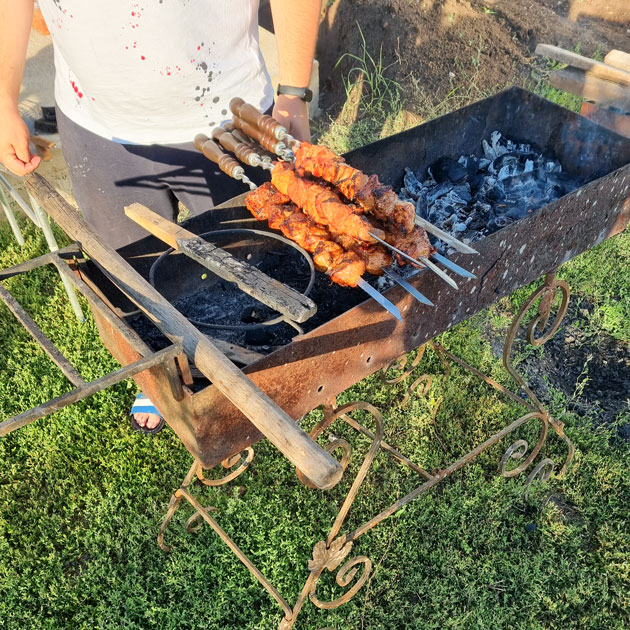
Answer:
top-left (270, 161), bottom-right (386, 245)
top-left (229, 99), bottom-right (477, 256)
top-left (223, 112), bottom-right (464, 286)
top-left (246, 183), bottom-right (402, 318)
top-left (293, 142), bottom-right (416, 235)
top-left (247, 183), bottom-right (392, 280)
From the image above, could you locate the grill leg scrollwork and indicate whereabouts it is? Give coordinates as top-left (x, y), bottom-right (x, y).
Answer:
top-left (156, 271), bottom-right (576, 629)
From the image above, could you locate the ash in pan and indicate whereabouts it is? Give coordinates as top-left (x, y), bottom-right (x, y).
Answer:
top-left (399, 131), bottom-right (582, 253)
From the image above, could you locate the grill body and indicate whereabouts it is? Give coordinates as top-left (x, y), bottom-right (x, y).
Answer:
top-left (78, 87), bottom-right (630, 468)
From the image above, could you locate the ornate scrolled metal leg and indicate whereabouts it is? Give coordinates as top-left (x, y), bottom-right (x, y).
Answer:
top-left (380, 340), bottom-right (450, 408)
top-left (498, 412), bottom-right (549, 478)
top-left (499, 270), bottom-right (574, 492)
top-left (157, 460), bottom-right (199, 552)
top-left (196, 447), bottom-right (255, 487)
top-left (284, 402), bottom-right (384, 628)
top-left (503, 270), bottom-right (570, 413)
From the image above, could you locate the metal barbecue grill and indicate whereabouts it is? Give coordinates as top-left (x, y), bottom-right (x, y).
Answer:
top-left (1, 87), bottom-right (630, 629)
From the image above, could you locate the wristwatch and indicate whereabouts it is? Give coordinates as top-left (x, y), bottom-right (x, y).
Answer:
top-left (277, 84), bottom-right (313, 103)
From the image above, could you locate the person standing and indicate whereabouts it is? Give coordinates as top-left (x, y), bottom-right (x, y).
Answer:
top-left (0, 0), bottom-right (321, 429)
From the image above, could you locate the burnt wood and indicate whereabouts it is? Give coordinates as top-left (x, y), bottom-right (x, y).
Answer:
top-left (124, 203), bottom-right (316, 323)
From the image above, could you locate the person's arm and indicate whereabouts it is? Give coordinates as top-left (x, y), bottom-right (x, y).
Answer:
top-left (0, 0), bottom-right (41, 176)
top-left (269, 0), bottom-right (321, 142)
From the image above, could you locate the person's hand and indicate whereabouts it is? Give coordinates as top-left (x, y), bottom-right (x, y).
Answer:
top-left (272, 94), bottom-right (311, 143)
top-left (0, 102), bottom-right (41, 176)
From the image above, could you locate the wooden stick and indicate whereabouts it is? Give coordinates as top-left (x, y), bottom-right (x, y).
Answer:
top-left (536, 44), bottom-right (630, 87)
top-left (548, 67), bottom-right (630, 112)
top-left (26, 174), bottom-right (343, 490)
top-left (124, 203), bottom-right (317, 324)
top-left (604, 50), bottom-right (630, 73)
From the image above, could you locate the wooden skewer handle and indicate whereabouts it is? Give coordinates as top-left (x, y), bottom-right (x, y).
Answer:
top-left (211, 127), bottom-right (261, 166)
top-left (231, 128), bottom-right (256, 148)
top-left (230, 97), bottom-right (287, 140)
top-left (232, 116), bottom-right (285, 155)
top-left (194, 134), bottom-right (244, 179)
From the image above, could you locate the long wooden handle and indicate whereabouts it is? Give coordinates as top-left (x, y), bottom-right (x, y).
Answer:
top-left (211, 127), bottom-right (261, 166)
top-left (604, 50), bottom-right (630, 73)
top-left (536, 44), bottom-right (630, 86)
top-left (124, 203), bottom-right (317, 323)
top-left (193, 134), bottom-right (244, 179)
top-left (230, 97), bottom-right (287, 140)
top-left (26, 174), bottom-right (342, 490)
top-left (549, 67), bottom-right (630, 111)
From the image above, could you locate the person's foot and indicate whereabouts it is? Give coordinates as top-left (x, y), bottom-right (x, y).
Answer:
top-left (133, 412), bottom-right (162, 431)
top-left (130, 393), bottom-right (165, 434)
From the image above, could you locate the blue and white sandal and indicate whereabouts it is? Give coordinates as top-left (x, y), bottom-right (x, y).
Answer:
top-left (130, 393), bottom-right (165, 435)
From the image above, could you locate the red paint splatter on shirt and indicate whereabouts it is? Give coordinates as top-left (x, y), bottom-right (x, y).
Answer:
top-left (70, 80), bottom-right (84, 99)
top-left (141, 55), bottom-right (146, 60)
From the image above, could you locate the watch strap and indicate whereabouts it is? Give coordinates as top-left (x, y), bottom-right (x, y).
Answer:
top-left (277, 84), bottom-right (313, 103)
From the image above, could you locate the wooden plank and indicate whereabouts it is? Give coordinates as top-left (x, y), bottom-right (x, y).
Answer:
top-left (536, 43), bottom-right (630, 87)
top-left (549, 67), bottom-right (630, 112)
top-left (26, 174), bottom-right (342, 490)
top-left (604, 49), bottom-right (630, 73)
top-left (124, 203), bottom-right (317, 324)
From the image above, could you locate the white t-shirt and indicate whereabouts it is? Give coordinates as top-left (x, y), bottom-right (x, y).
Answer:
top-left (38, 0), bottom-right (274, 144)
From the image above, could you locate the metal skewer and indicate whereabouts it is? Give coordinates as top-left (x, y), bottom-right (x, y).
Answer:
top-left (356, 279), bottom-right (402, 321)
top-left (382, 268), bottom-right (434, 306)
top-left (368, 231), bottom-right (458, 290)
top-left (414, 216), bottom-right (478, 255)
top-left (431, 252), bottom-right (477, 279)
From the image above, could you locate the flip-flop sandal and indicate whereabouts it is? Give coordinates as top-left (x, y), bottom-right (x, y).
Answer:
top-left (130, 393), bottom-right (165, 435)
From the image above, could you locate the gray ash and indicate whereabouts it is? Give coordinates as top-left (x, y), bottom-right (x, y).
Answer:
top-left (399, 131), bottom-right (582, 253)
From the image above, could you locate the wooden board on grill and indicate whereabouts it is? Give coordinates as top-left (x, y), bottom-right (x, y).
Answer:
top-left (124, 203), bottom-right (317, 323)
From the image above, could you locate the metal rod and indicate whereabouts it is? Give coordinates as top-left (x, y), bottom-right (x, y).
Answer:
top-left (0, 172), bottom-right (38, 224)
top-left (235, 172), bottom-right (257, 190)
top-left (382, 267), bottom-right (434, 306)
top-left (357, 278), bottom-right (401, 321)
top-left (346, 411), bottom-right (544, 543)
top-left (431, 252), bottom-right (477, 279)
top-left (178, 489), bottom-right (293, 618)
top-left (419, 256), bottom-right (458, 289)
top-left (341, 415), bottom-right (434, 480)
top-left (0, 181), bottom-right (25, 246)
top-left (0, 282), bottom-right (85, 386)
top-left (28, 192), bottom-right (85, 322)
top-left (369, 231), bottom-right (458, 289)
top-left (0, 344), bottom-right (182, 437)
top-left (414, 216), bottom-right (478, 255)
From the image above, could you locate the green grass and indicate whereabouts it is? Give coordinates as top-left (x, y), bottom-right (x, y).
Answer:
top-left (1, 78), bottom-right (629, 628)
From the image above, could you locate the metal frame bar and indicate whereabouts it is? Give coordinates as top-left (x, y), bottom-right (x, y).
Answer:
top-left (0, 247), bottom-right (184, 436)
top-left (157, 272), bottom-right (575, 630)
top-left (0, 171), bottom-right (83, 320)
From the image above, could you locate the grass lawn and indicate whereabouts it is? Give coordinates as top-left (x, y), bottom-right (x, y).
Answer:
top-left (0, 87), bottom-right (629, 628)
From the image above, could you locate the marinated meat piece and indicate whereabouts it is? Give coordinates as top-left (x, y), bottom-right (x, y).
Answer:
top-left (295, 142), bottom-right (416, 234)
top-left (271, 162), bottom-right (383, 244)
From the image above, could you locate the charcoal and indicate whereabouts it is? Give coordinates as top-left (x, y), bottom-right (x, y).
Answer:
top-left (428, 156), bottom-right (468, 184)
top-left (398, 130), bottom-right (581, 245)
top-left (244, 327), bottom-right (274, 346)
top-left (403, 167), bottom-right (424, 197)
